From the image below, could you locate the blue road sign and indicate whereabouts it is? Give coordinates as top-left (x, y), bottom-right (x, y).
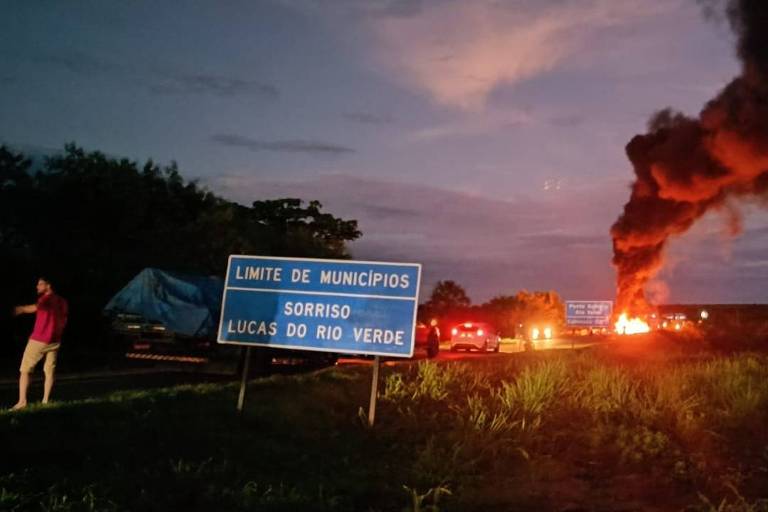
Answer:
top-left (566, 300), bottom-right (613, 327)
top-left (218, 255), bottom-right (421, 357)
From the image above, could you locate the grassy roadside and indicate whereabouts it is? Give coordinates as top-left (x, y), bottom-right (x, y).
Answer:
top-left (2, 337), bottom-right (768, 511)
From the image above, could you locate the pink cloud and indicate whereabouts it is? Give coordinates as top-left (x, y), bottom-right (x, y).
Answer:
top-left (368, 0), bottom-right (677, 110)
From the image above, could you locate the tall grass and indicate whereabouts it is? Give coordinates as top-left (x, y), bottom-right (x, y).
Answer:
top-left (689, 356), bottom-right (768, 427)
top-left (497, 361), bottom-right (569, 419)
top-left (378, 350), bottom-right (768, 508)
top-left (572, 365), bottom-right (640, 418)
top-left (384, 353), bottom-right (768, 436)
top-left (3, 348), bottom-right (767, 511)
top-left (639, 365), bottom-right (703, 430)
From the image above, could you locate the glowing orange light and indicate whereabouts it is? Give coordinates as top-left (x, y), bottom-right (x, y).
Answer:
top-left (615, 313), bottom-right (651, 335)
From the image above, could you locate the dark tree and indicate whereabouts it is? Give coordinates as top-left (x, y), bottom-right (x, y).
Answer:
top-left (0, 147), bottom-right (36, 353)
top-left (420, 280), bottom-right (472, 330)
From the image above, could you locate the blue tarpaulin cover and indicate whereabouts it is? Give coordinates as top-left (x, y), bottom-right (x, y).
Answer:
top-left (104, 268), bottom-right (224, 337)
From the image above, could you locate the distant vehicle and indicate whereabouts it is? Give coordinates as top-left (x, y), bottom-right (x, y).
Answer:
top-left (522, 323), bottom-right (554, 350)
top-left (414, 322), bottom-right (440, 358)
top-left (450, 322), bottom-right (501, 352)
top-left (660, 313), bottom-right (691, 331)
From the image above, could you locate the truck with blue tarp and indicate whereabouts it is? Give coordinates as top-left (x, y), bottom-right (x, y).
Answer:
top-left (103, 268), bottom-right (226, 356)
top-left (103, 267), bottom-right (337, 369)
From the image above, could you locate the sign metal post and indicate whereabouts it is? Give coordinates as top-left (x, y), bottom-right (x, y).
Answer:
top-left (237, 346), bottom-right (252, 416)
top-left (368, 356), bottom-right (381, 426)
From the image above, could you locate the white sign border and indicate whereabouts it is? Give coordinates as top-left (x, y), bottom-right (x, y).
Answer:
top-left (216, 254), bottom-right (422, 358)
top-left (565, 300), bottom-right (614, 326)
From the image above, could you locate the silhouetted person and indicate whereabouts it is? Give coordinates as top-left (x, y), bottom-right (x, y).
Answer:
top-left (11, 277), bottom-right (68, 410)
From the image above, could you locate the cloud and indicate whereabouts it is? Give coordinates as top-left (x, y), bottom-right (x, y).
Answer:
top-left (360, 204), bottom-right (421, 219)
top-left (208, 173), bottom-right (623, 301)
top-left (548, 114), bottom-right (586, 128)
top-left (30, 51), bottom-right (279, 99)
top-left (742, 224), bottom-right (768, 238)
top-left (150, 73), bottom-right (279, 99)
top-left (366, 0), bottom-right (675, 110)
top-left (409, 107), bottom-right (533, 141)
top-left (211, 134), bottom-right (355, 155)
top-left (280, 0), bottom-right (426, 20)
top-left (375, 0), bottom-right (423, 18)
top-left (36, 52), bottom-right (113, 76)
top-left (518, 232), bottom-right (606, 248)
top-left (343, 112), bottom-right (394, 125)
top-left (737, 259), bottom-right (768, 269)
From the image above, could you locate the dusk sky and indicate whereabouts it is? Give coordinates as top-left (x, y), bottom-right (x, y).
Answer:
top-left (1, 0), bottom-right (765, 304)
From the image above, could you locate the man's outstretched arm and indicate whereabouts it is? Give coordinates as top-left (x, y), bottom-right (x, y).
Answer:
top-left (13, 304), bottom-right (37, 316)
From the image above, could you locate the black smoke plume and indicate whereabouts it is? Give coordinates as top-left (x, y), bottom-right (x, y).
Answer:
top-left (611, 0), bottom-right (768, 314)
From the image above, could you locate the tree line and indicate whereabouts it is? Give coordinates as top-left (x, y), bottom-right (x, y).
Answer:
top-left (0, 144), bottom-right (361, 353)
top-left (419, 280), bottom-right (565, 338)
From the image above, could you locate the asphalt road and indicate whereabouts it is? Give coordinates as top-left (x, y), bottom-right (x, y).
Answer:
top-left (337, 336), bottom-right (596, 365)
top-left (0, 337), bottom-right (597, 409)
top-left (0, 366), bottom-right (235, 409)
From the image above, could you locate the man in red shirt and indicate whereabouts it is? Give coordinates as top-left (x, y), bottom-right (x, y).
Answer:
top-left (11, 277), bottom-right (69, 410)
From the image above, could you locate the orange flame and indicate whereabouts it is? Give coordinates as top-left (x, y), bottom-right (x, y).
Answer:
top-left (615, 313), bottom-right (651, 335)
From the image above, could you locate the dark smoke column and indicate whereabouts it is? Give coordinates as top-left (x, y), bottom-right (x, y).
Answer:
top-left (611, 0), bottom-right (768, 315)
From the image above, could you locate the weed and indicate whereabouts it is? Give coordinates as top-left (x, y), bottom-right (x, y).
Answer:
top-left (241, 481), bottom-right (319, 506)
top-left (402, 484), bottom-right (451, 512)
top-left (642, 367), bottom-right (704, 430)
top-left (615, 424), bottom-right (669, 464)
top-left (410, 437), bottom-right (464, 487)
top-left (0, 487), bottom-right (22, 512)
top-left (28, 485), bottom-right (116, 512)
top-left (668, 356), bottom-right (768, 432)
top-left (695, 483), bottom-right (768, 512)
top-left (455, 393), bottom-right (514, 435)
top-left (383, 373), bottom-right (408, 402)
top-left (497, 360), bottom-right (568, 422)
top-left (170, 457), bottom-right (216, 476)
top-left (574, 365), bottom-right (640, 418)
top-left (413, 362), bottom-right (456, 401)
